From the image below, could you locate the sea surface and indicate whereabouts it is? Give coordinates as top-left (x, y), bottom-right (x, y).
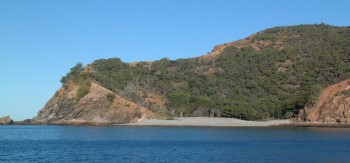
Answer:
top-left (1, 125), bottom-right (350, 162)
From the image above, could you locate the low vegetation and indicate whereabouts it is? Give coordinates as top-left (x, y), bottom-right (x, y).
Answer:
top-left (77, 80), bottom-right (91, 101)
top-left (340, 90), bottom-right (350, 97)
top-left (106, 93), bottom-right (116, 102)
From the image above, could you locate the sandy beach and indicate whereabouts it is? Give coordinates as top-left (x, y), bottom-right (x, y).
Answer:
top-left (120, 117), bottom-right (291, 127)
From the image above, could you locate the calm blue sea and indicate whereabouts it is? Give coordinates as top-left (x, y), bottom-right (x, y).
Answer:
top-left (1, 125), bottom-right (350, 162)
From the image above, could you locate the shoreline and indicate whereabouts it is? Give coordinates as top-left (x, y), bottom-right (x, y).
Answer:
top-left (119, 117), bottom-right (292, 127)
top-left (5, 117), bottom-right (350, 128)
top-left (281, 122), bottom-right (350, 128)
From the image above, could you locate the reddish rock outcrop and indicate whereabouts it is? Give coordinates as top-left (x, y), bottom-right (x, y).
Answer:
top-left (33, 82), bottom-right (162, 125)
top-left (298, 80), bottom-right (350, 123)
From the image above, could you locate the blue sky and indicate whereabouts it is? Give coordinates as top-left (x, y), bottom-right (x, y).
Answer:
top-left (1, 0), bottom-right (349, 120)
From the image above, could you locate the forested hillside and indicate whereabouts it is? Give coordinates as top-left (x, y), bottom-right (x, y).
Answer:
top-left (61, 24), bottom-right (350, 120)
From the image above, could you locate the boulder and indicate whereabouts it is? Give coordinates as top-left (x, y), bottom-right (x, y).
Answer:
top-left (337, 118), bottom-right (350, 124)
top-left (323, 117), bottom-right (336, 124)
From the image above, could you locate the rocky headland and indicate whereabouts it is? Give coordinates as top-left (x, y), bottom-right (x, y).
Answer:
top-left (29, 24), bottom-right (350, 126)
top-left (295, 80), bottom-right (350, 126)
top-left (0, 116), bottom-right (13, 125)
top-left (32, 82), bottom-right (161, 125)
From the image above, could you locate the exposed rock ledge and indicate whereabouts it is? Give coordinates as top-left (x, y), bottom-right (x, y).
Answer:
top-left (298, 80), bottom-right (350, 124)
top-left (32, 82), bottom-right (162, 125)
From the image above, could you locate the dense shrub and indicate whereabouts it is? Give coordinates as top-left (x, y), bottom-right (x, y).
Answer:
top-left (60, 63), bottom-right (84, 85)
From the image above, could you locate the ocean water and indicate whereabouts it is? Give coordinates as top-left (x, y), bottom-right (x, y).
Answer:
top-left (1, 125), bottom-right (350, 162)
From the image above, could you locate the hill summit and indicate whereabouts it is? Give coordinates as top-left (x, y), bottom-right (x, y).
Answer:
top-left (33, 24), bottom-right (350, 124)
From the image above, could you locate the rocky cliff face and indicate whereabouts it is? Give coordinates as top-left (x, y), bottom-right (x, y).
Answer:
top-left (0, 116), bottom-right (13, 125)
top-left (298, 80), bottom-right (350, 123)
top-left (33, 82), bottom-right (161, 125)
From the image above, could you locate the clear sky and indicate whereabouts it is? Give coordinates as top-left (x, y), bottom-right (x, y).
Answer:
top-left (1, 0), bottom-right (349, 120)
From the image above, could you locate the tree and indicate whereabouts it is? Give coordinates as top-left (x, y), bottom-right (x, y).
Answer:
top-left (60, 63), bottom-right (84, 85)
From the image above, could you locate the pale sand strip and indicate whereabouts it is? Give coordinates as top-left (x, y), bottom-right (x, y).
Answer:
top-left (120, 117), bottom-right (291, 127)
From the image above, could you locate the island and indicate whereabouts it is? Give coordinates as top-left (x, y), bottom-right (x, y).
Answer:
top-left (9, 24), bottom-right (350, 127)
